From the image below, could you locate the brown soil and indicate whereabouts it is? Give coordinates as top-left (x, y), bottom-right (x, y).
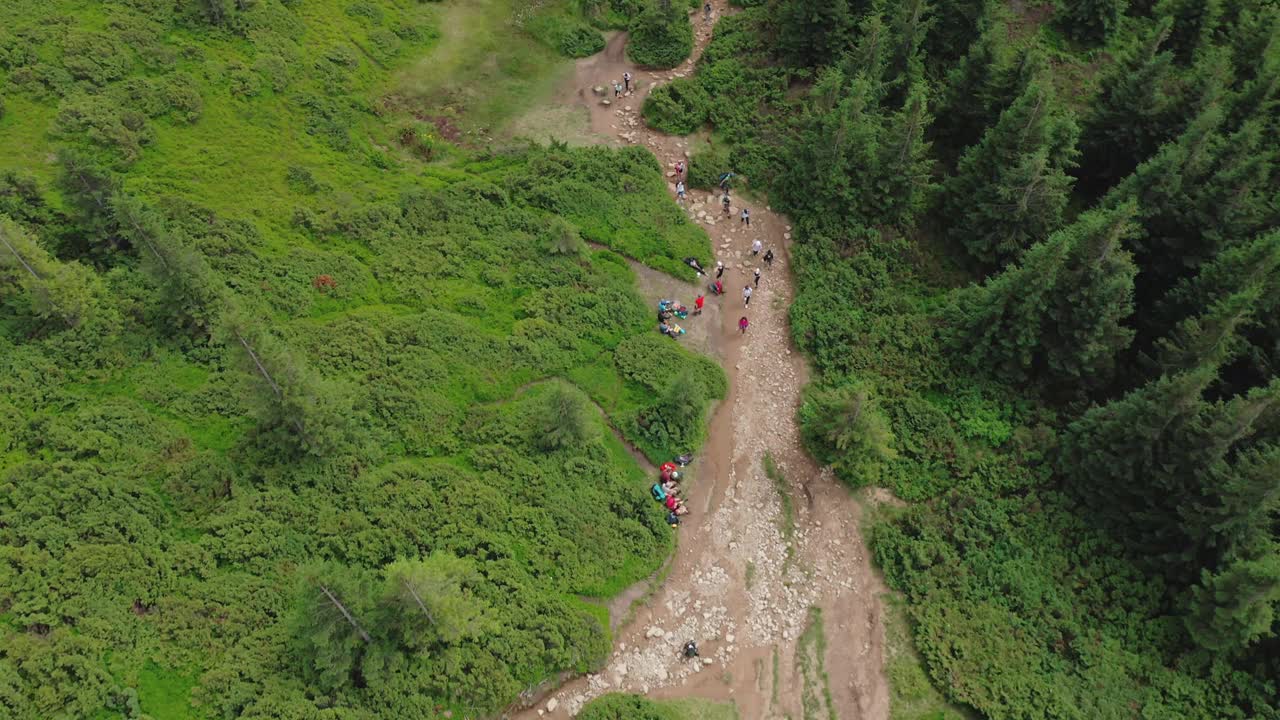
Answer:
top-left (511, 3), bottom-right (891, 718)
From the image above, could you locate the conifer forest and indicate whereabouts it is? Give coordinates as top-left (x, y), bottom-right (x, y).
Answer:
top-left (0, 0), bottom-right (1276, 718)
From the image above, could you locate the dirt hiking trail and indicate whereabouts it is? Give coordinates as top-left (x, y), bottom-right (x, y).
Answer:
top-left (512, 3), bottom-right (890, 718)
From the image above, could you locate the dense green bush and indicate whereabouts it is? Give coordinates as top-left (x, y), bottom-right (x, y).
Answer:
top-left (642, 77), bottom-right (709, 134)
top-left (580, 693), bottom-right (680, 719)
top-left (558, 23), bottom-right (607, 57)
top-left (685, 142), bottom-right (731, 190)
top-left (626, 5), bottom-right (693, 69)
top-left (799, 381), bottom-right (897, 486)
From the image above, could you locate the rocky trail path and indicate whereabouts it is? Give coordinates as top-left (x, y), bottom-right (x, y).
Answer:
top-left (512, 3), bottom-right (890, 718)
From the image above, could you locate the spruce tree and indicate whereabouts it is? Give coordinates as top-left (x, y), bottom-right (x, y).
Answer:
top-left (292, 562), bottom-right (377, 692)
top-left (777, 70), bottom-right (880, 233)
top-left (932, 17), bottom-right (1011, 153)
top-left (945, 228), bottom-right (1071, 382)
top-left (1227, 6), bottom-right (1279, 125)
top-left (932, 20), bottom-right (1044, 158)
top-left (1186, 443), bottom-right (1280, 565)
top-left (1042, 202), bottom-right (1139, 386)
top-left (1150, 285), bottom-right (1264, 375)
top-left (1155, 0), bottom-right (1225, 64)
top-left (1105, 105), bottom-right (1225, 298)
top-left (1185, 551), bottom-right (1280, 652)
top-left (1059, 365), bottom-right (1217, 524)
top-left (780, 70), bottom-right (931, 231)
top-left (379, 554), bottom-right (489, 650)
top-left (1077, 18), bottom-right (1179, 190)
top-left (1056, 0), bottom-right (1128, 46)
top-left (1158, 230), bottom-right (1280, 334)
top-left (942, 78), bottom-right (1079, 266)
top-left (1112, 108), bottom-right (1275, 304)
top-left (841, 12), bottom-right (891, 102)
top-left (887, 0), bottom-right (933, 102)
top-left (1136, 379), bottom-right (1280, 572)
top-left (946, 203), bottom-right (1137, 387)
top-left (876, 84), bottom-right (935, 229)
top-left (923, 0), bottom-right (992, 69)
top-left (535, 382), bottom-right (592, 451)
top-left (772, 0), bottom-right (856, 68)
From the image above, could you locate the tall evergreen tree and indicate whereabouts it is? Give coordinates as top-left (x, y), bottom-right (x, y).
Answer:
top-left (1186, 443), bottom-right (1280, 564)
top-left (0, 215), bottom-right (123, 365)
top-left (946, 203), bottom-right (1137, 387)
top-left (923, 0), bottom-right (992, 69)
top-left (1042, 203), bottom-right (1139, 385)
top-left (771, 0), bottom-right (856, 68)
top-left (1077, 18), bottom-right (1180, 191)
top-left (779, 70), bottom-right (933, 231)
top-left (876, 84), bottom-right (936, 229)
top-left (941, 78), bottom-right (1079, 266)
top-left (379, 554), bottom-right (490, 650)
top-left (1110, 108), bottom-right (1275, 305)
top-left (1136, 379), bottom-right (1280, 572)
top-left (1059, 365), bottom-right (1217, 523)
top-left (1151, 285), bottom-right (1265, 375)
top-left (932, 17), bottom-right (1009, 151)
top-left (1185, 551), bottom-right (1280, 653)
top-left (1226, 5), bottom-right (1279, 125)
top-left (1160, 230), bottom-right (1280, 325)
top-left (777, 70), bottom-right (879, 234)
top-left (1057, 0), bottom-right (1128, 46)
top-left (840, 12), bottom-right (891, 102)
top-left (887, 0), bottom-right (934, 102)
top-left (1155, 0), bottom-right (1225, 64)
top-left (292, 562), bottom-right (377, 692)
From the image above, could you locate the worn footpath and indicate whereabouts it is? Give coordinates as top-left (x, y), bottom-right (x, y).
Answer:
top-left (512, 4), bottom-right (891, 718)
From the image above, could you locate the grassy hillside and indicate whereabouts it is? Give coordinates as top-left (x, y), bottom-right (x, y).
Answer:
top-left (0, 0), bottom-right (717, 718)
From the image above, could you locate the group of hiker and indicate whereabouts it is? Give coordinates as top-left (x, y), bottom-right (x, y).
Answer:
top-left (668, 169), bottom-right (778, 340)
top-left (651, 456), bottom-right (692, 526)
top-left (613, 71), bottom-right (634, 98)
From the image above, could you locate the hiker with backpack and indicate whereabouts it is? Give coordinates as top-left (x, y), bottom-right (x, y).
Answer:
top-left (623, 71), bottom-right (632, 93)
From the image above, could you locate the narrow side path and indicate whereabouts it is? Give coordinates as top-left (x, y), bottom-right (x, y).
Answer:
top-left (513, 3), bottom-right (891, 718)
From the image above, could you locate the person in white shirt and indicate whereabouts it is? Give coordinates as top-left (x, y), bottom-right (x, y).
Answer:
top-left (751, 239), bottom-right (762, 256)
top-left (743, 285), bottom-right (752, 307)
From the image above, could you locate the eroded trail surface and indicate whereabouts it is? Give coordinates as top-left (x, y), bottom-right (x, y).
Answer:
top-left (514, 4), bottom-right (890, 718)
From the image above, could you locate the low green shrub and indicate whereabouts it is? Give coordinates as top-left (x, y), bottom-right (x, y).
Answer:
top-left (558, 23), bottom-right (607, 57)
top-left (626, 6), bottom-right (692, 69)
top-left (799, 381), bottom-right (897, 487)
top-left (642, 77), bottom-right (709, 134)
top-left (686, 142), bottom-right (731, 190)
top-left (579, 693), bottom-right (679, 720)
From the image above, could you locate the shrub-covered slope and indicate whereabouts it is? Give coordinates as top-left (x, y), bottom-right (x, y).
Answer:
top-left (0, 0), bottom-right (719, 717)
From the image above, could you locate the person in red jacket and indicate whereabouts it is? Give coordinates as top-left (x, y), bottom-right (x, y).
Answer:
top-left (660, 461), bottom-right (677, 482)
top-left (694, 294), bottom-right (705, 316)
top-left (739, 316), bottom-right (749, 334)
